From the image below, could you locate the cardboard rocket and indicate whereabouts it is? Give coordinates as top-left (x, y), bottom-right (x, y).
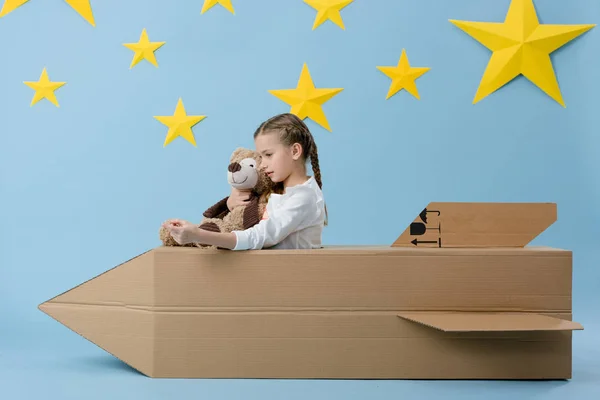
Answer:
top-left (38, 202), bottom-right (583, 379)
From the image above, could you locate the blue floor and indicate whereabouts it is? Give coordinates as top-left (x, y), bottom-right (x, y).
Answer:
top-left (2, 311), bottom-right (599, 399)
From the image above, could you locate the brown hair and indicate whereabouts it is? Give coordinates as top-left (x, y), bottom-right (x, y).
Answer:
top-left (254, 113), bottom-right (328, 226)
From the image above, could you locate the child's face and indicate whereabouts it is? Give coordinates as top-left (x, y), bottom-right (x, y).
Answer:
top-left (255, 132), bottom-right (296, 183)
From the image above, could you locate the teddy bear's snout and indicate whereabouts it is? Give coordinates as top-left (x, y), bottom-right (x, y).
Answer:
top-left (228, 162), bottom-right (242, 173)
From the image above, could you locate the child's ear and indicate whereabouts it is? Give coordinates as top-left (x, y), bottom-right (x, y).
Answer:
top-left (292, 143), bottom-right (302, 160)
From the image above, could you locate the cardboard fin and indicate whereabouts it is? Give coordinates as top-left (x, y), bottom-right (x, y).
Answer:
top-left (397, 312), bottom-right (583, 332)
top-left (392, 202), bottom-right (557, 248)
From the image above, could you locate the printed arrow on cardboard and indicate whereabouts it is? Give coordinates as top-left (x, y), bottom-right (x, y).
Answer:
top-left (392, 202), bottom-right (557, 248)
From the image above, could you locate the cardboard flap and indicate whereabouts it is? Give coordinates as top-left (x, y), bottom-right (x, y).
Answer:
top-left (392, 202), bottom-right (557, 248)
top-left (397, 312), bottom-right (583, 332)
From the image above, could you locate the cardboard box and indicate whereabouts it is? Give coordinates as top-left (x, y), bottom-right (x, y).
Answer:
top-left (39, 202), bottom-right (583, 379)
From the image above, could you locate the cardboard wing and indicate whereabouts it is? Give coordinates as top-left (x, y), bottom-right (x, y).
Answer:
top-left (38, 202), bottom-right (583, 379)
top-left (398, 312), bottom-right (583, 332)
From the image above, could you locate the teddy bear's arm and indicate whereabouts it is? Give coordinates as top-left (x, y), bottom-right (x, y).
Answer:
top-left (242, 196), bottom-right (261, 229)
top-left (203, 196), bottom-right (230, 219)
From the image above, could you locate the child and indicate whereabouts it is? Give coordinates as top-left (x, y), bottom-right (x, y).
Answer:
top-left (163, 113), bottom-right (328, 250)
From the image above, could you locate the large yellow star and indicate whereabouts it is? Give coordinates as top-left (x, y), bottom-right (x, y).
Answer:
top-left (377, 49), bottom-right (430, 100)
top-left (304, 0), bottom-right (354, 30)
top-left (0, 0), bottom-right (96, 26)
top-left (123, 29), bottom-right (166, 69)
top-left (269, 63), bottom-right (343, 132)
top-left (201, 0), bottom-right (234, 15)
top-left (449, 0), bottom-right (595, 107)
top-left (154, 98), bottom-right (206, 147)
top-left (23, 67), bottom-right (66, 107)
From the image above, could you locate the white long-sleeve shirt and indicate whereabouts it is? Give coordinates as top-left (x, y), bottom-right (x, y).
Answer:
top-left (232, 176), bottom-right (326, 250)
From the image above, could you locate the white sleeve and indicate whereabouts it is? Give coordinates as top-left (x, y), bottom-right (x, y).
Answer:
top-left (231, 190), bottom-right (318, 250)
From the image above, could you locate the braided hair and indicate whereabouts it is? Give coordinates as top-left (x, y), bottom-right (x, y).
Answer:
top-left (254, 113), bottom-right (328, 226)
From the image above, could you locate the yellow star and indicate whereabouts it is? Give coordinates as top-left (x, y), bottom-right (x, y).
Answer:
top-left (449, 0), bottom-right (595, 107)
top-left (269, 63), bottom-right (343, 132)
top-left (23, 67), bottom-right (66, 107)
top-left (123, 29), bottom-right (166, 69)
top-left (201, 0), bottom-right (234, 15)
top-left (154, 98), bottom-right (206, 147)
top-left (0, 0), bottom-right (96, 26)
top-left (64, 0), bottom-right (95, 26)
top-left (304, 0), bottom-right (354, 30)
top-left (377, 49), bottom-right (430, 100)
top-left (0, 0), bottom-right (27, 17)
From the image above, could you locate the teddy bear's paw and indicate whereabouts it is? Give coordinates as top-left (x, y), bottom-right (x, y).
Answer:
top-left (199, 221), bottom-right (221, 233)
top-left (193, 221), bottom-right (225, 250)
top-left (159, 226), bottom-right (177, 247)
top-left (159, 224), bottom-right (195, 247)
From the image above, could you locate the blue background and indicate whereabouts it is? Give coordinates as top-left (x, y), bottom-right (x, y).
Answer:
top-left (1, 0), bottom-right (599, 398)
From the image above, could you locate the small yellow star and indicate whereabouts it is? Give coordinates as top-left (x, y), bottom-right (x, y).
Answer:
top-left (201, 0), bottom-right (234, 14)
top-left (0, 0), bottom-right (96, 26)
top-left (154, 98), bottom-right (206, 147)
top-left (0, 0), bottom-right (27, 17)
top-left (123, 28), bottom-right (166, 69)
top-left (377, 49), bottom-right (430, 100)
top-left (450, 0), bottom-right (595, 107)
top-left (304, 0), bottom-right (354, 30)
top-left (269, 63), bottom-right (343, 132)
top-left (23, 67), bottom-right (66, 107)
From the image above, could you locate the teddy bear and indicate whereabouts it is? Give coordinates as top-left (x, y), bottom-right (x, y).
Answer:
top-left (159, 147), bottom-right (275, 249)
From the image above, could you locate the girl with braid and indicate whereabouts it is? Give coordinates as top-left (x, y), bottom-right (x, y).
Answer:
top-left (163, 113), bottom-right (328, 250)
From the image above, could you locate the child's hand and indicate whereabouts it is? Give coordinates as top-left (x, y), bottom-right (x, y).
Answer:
top-left (227, 188), bottom-right (253, 211)
top-left (162, 219), bottom-right (199, 245)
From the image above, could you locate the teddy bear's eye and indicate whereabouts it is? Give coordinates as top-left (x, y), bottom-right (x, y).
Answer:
top-left (250, 164), bottom-right (254, 167)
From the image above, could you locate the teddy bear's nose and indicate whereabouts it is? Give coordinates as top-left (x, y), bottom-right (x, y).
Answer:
top-left (228, 162), bottom-right (241, 173)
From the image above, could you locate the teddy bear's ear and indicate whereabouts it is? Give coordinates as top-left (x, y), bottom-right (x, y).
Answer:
top-left (230, 147), bottom-right (246, 161)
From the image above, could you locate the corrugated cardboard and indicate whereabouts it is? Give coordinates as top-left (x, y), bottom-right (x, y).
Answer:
top-left (38, 202), bottom-right (584, 379)
top-left (393, 202), bottom-right (558, 247)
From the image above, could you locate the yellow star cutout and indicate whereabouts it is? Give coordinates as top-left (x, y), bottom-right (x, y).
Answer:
top-left (0, 0), bottom-right (26, 17)
top-left (201, 0), bottom-right (234, 15)
top-left (23, 67), bottom-right (66, 107)
top-left (377, 49), bottom-right (430, 100)
top-left (154, 98), bottom-right (206, 147)
top-left (123, 29), bottom-right (166, 69)
top-left (304, 0), bottom-right (354, 30)
top-left (449, 0), bottom-right (595, 107)
top-left (269, 63), bottom-right (343, 132)
top-left (0, 0), bottom-right (96, 26)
